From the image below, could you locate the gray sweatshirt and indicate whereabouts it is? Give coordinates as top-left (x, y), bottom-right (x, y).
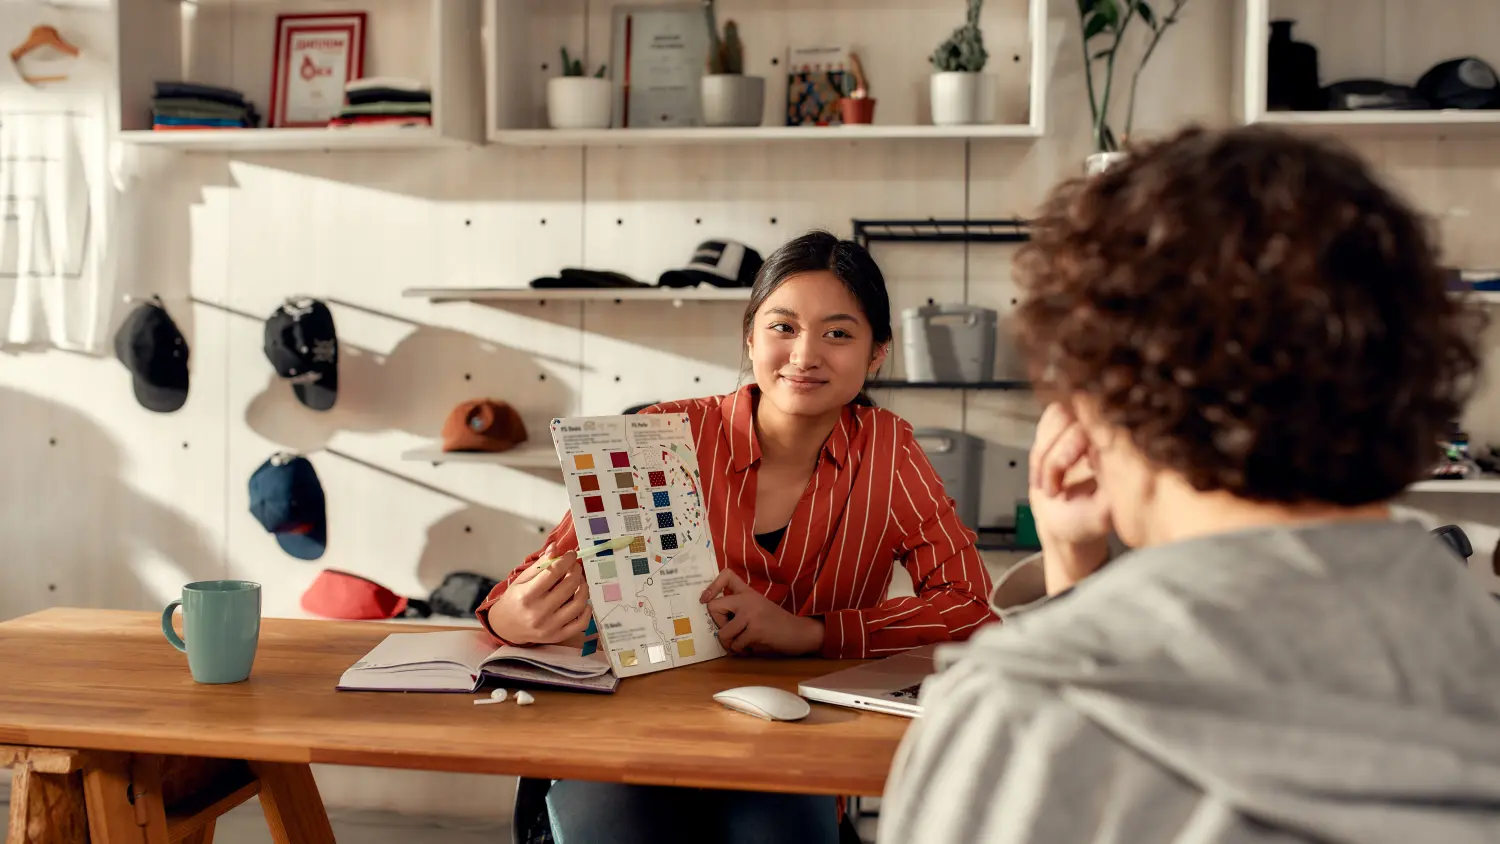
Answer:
top-left (879, 519), bottom-right (1500, 843)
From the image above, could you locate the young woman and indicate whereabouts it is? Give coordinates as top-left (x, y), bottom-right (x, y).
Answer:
top-left (476, 230), bottom-right (998, 843)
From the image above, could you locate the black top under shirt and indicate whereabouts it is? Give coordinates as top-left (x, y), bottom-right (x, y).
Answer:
top-left (755, 525), bottom-right (787, 554)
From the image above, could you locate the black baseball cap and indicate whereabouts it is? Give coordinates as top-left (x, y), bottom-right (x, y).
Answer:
top-left (264, 298), bottom-right (338, 411)
top-left (248, 453), bottom-right (327, 560)
top-left (113, 299), bottom-right (189, 413)
top-left (659, 240), bottom-right (764, 288)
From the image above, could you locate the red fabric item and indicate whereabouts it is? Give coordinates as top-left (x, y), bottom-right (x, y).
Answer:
top-left (475, 384), bottom-right (998, 657)
top-left (302, 569), bottom-right (408, 620)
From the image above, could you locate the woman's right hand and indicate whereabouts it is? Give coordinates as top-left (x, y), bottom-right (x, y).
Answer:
top-left (486, 547), bottom-right (593, 646)
top-left (1029, 402), bottom-right (1113, 594)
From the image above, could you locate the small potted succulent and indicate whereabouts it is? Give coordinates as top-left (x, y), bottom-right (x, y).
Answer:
top-left (700, 0), bottom-right (764, 127)
top-left (929, 0), bottom-right (993, 126)
top-left (546, 47), bottom-right (610, 130)
top-left (839, 51), bottom-right (876, 125)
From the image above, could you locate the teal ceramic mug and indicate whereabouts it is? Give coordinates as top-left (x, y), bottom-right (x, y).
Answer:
top-left (161, 580), bottom-right (262, 684)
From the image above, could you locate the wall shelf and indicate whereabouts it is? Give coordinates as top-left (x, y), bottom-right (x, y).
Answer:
top-left (483, 0), bottom-right (1049, 145)
top-left (867, 380), bottom-right (1030, 390)
top-left (853, 218), bottom-right (1031, 247)
top-left (402, 445), bottom-right (560, 469)
top-left (1408, 478), bottom-right (1500, 494)
top-left (402, 286), bottom-right (751, 304)
top-left (115, 0), bottom-right (484, 152)
top-left (1251, 110), bottom-right (1500, 138)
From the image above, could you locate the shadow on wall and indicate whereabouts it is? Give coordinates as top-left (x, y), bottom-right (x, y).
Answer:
top-left (244, 325), bottom-right (572, 453)
top-left (416, 505), bottom-right (554, 594)
top-left (0, 387), bottom-right (225, 621)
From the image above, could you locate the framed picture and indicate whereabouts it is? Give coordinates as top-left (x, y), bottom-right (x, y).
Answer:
top-left (270, 12), bottom-right (367, 128)
top-left (610, 4), bottom-right (709, 128)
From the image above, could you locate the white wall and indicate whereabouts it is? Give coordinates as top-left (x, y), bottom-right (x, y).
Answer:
top-left (3, 0), bottom-right (1497, 819)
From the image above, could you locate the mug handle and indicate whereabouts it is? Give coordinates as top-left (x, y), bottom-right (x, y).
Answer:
top-left (161, 600), bottom-right (186, 653)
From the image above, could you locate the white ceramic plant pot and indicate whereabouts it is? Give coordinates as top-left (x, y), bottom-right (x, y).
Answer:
top-left (930, 71), bottom-right (995, 126)
top-left (547, 77), bottom-right (612, 130)
top-left (1084, 151), bottom-right (1130, 176)
top-left (700, 74), bottom-right (765, 127)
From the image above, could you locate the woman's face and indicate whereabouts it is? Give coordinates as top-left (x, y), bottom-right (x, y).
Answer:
top-left (746, 270), bottom-right (886, 418)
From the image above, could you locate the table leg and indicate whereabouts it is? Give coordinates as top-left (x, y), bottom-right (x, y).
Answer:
top-left (7, 758), bottom-right (89, 844)
top-left (248, 762), bottom-right (336, 844)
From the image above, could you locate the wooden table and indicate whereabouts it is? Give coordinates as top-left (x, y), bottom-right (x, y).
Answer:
top-left (0, 608), bottom-right (912, 843)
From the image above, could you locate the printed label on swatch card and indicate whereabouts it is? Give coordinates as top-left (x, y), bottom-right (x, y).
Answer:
top-left (549, 414), bottom-right (727, 677)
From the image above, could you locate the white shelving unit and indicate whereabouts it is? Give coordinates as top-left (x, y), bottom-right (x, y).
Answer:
top-left (403, 286), bottom-right (752, 303)
top-left (482, 0), bottom-right (1048, 146)
top-left (402, 445), bottom-right (561, 469)
top-left (1239, 0), bottom-right (1500, 137)
top-left (114, 0), bottom-right (485, 153)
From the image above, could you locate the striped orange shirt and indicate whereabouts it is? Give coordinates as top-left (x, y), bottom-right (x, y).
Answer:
top-left (476, 384), bottom-right (998, 658)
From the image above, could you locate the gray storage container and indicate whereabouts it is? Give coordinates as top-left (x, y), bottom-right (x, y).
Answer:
top-left (901, 304), bottom-right (998, 383)
top-left (913, 428), bottom-right (985, 529)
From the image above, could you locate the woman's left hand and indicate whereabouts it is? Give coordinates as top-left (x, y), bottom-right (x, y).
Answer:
top-left (700, 570), bottom-right (823, 656)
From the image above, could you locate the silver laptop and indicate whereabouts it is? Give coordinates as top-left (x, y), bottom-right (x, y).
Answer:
top-left (797, 644), bottom-right (940, 718)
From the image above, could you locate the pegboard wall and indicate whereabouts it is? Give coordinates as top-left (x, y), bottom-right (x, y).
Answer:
top-left (5, 0), bottom-right (1500, 817)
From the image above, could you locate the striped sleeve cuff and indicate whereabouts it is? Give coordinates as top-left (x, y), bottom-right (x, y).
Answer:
top-left (818, 610), bottom-right (865, 659)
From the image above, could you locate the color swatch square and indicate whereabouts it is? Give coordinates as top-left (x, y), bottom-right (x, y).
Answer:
top-left (674, 617), bottom-right (692, 636)
top-left (660, 533), bottom-right (679, 551)
top-left (589, 516), bottom-right (609, 535)
top-left (620, 650), bottom-right (638, 667)
top-left (598, 559), bottom-right (617, 579)
top-left (632, 558), bottom-right (650, 576)
top-left (656, 511), bottom-right (675, 529)
top-left (649, 471), bottom-right (666, 487)
top-left (610, 451), bottom-right (630, 468)
top-left (630, 536), bottom-right (647, 554)
top-left (614, 472), bottom-right (633, 489)
top-left (677, 639), bottom-right (696, 658)
top-left (574, 454), bottom-right (595, 471)
top-left (593, 539), bottom-right (614, 558)
top-left (623, 512), bottom-right (643, 532)
top-left (620, 493), bottom-right (640, 511)
top-left (584, 495), bottom-right (604, 514)
top-left (578, 474), bottom-right (600, 492)
top-left (647, 644), bottom-right (666, 664)
top-left (603, 582), bottom-right (622, 602)
top-left (652, 491), bottom-right (671, 508)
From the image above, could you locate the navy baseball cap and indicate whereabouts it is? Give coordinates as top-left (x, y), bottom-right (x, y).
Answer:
top-left (264, 298), bottom-right (338, 411)
top-left (113, 300), bottom-right (189, 413)
top-left (248, 453), bottom-right (327, 560)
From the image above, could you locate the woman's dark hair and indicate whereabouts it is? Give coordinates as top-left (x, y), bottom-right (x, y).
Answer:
top-left (1012, 124), bottom-right (1485, 505)
top-left (741, 230), bottom-right (893, 407)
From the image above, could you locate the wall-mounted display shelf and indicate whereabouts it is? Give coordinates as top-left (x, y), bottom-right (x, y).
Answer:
top-left (1408, 478), bottom-right (1500, 494)
top-left (853, 218), bottom-right (1030, 247)
top-left (483, 0), bottom-right (1048, 147)
top-left (403, 286), bottom-right (751, 304)
top-left (867, 380), bottom-right (1030, 391)
top-left (114, 0), bottom-right (484, 153)
top-left (403, 445), bottom-right (561, 469)
top-left (1239, 0), bottom-right (1500, 137)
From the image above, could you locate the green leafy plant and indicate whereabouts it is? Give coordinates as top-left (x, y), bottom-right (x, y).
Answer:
top-left (1078, 0), bottom-right (1190, 153)
top-left (704, 1), bottom-right (744, 74)
top-left (930, 0), bottom-right (988, 73)
top-left (560, 47), bottom-right (606, 78)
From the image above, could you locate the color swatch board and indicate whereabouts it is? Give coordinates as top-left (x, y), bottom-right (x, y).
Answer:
top-left (549, 413), bottom-right (727, 678)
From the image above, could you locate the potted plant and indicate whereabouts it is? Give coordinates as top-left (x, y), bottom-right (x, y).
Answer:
top-left (839, 51), bottom-right (876, 125)
top-left (700, 1), bottom-right (764, 127)
top-left (929, 0), bottom-right (992, 126)
top-left (1077, 0), bottom-right (1190, 173)
top-left (547, 47), bottom-right (610, 130)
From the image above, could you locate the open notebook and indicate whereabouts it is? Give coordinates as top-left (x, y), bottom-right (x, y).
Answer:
top-left (337, 629), bottom-right (619, 694)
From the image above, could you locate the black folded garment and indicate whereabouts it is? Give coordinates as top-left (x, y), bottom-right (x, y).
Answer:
top-left (530, 268), bottom-right (649, 289)
top-left (154, 81), bottom-right (249, 108)
top-left (427, 572), bottom-right (500, 617)
top-left (346, 87), bottom-right (433, 106)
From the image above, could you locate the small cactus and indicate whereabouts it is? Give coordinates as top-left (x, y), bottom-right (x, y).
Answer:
top-left (704, 1), bottom-right (744, 74)
top-left (931, 0), bottom-right (988, 72)
top-left (560, 46), bottom-right (606, 78)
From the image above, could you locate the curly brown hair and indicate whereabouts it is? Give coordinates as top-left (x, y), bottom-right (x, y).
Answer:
top-left (1012, 125), bottom-right (1486, 505)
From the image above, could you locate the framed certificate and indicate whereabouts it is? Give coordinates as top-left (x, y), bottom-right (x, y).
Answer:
top-left (270, 12), bottom-right (367, 128)
top-left (610, 4), bottom-right (709, 128)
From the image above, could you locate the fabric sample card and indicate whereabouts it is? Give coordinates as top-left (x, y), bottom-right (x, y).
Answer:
top-left (630, 536), bottom-right (647, 554)
top-left (674, 617), bottom-right (692, 636)
top-left (593, 539), bottom-right (615, 558)
top-left (659, 533), bottom-right (679, 551)
top-left (615, 472), bottom-right (634, 489)
top-left (649, 471), bottom-right (666, 487)
top-left (623, 512), bottom-right (643, 532)
top-left (656, 511), bottom-right (675, 529)
top-left (589, 516), bottom-right (609, 535)
top-left (603, 582), bottom-right (622, 602)
top-left (598, 560), bottom-right (617, 579)
top-left (584, 495), bottom-right (604, 513)
top-left (574, 454), bottom-right (595, 471)
top-left (579, 474), bottom-right (601, 492)
top-left (620, 492), bottom-right (640, 510)
top-left (677, 639), bottom-right (696, 658)
top-left (611, 451), bottom-right (630, 468)
top-left (632, 558), bottom-right (650, 576)
top-left (652, 491), bottom-right (671, 508)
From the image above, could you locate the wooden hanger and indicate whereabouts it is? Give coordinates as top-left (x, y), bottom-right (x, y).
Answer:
top-left (10, 24), bottom-right (80, 64)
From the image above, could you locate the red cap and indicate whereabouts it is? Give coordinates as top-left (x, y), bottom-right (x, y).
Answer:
top-left (301, 569), bottom-right (408, 620)
top-left (441, 399), bottom-right (528, 453)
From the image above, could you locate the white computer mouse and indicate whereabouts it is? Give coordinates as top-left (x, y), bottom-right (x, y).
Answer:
top-left (713, 686), bottom-right (811, 722)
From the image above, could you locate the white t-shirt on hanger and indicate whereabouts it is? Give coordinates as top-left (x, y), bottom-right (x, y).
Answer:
top-left (0, 42), bottom-right (120, 354)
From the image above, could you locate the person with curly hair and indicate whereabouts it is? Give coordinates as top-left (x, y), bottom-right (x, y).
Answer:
top-left (878, 125), bottom-right (1500, 844)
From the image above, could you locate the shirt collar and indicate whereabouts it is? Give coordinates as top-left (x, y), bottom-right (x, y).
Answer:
top-left (724, 384), bottom-right (855, 473)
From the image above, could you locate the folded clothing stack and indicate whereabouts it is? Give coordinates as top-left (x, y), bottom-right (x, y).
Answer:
top-left (328, 76), bottom-right (432, 129)
top-left (150, 81), bottom-right (260, 130)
